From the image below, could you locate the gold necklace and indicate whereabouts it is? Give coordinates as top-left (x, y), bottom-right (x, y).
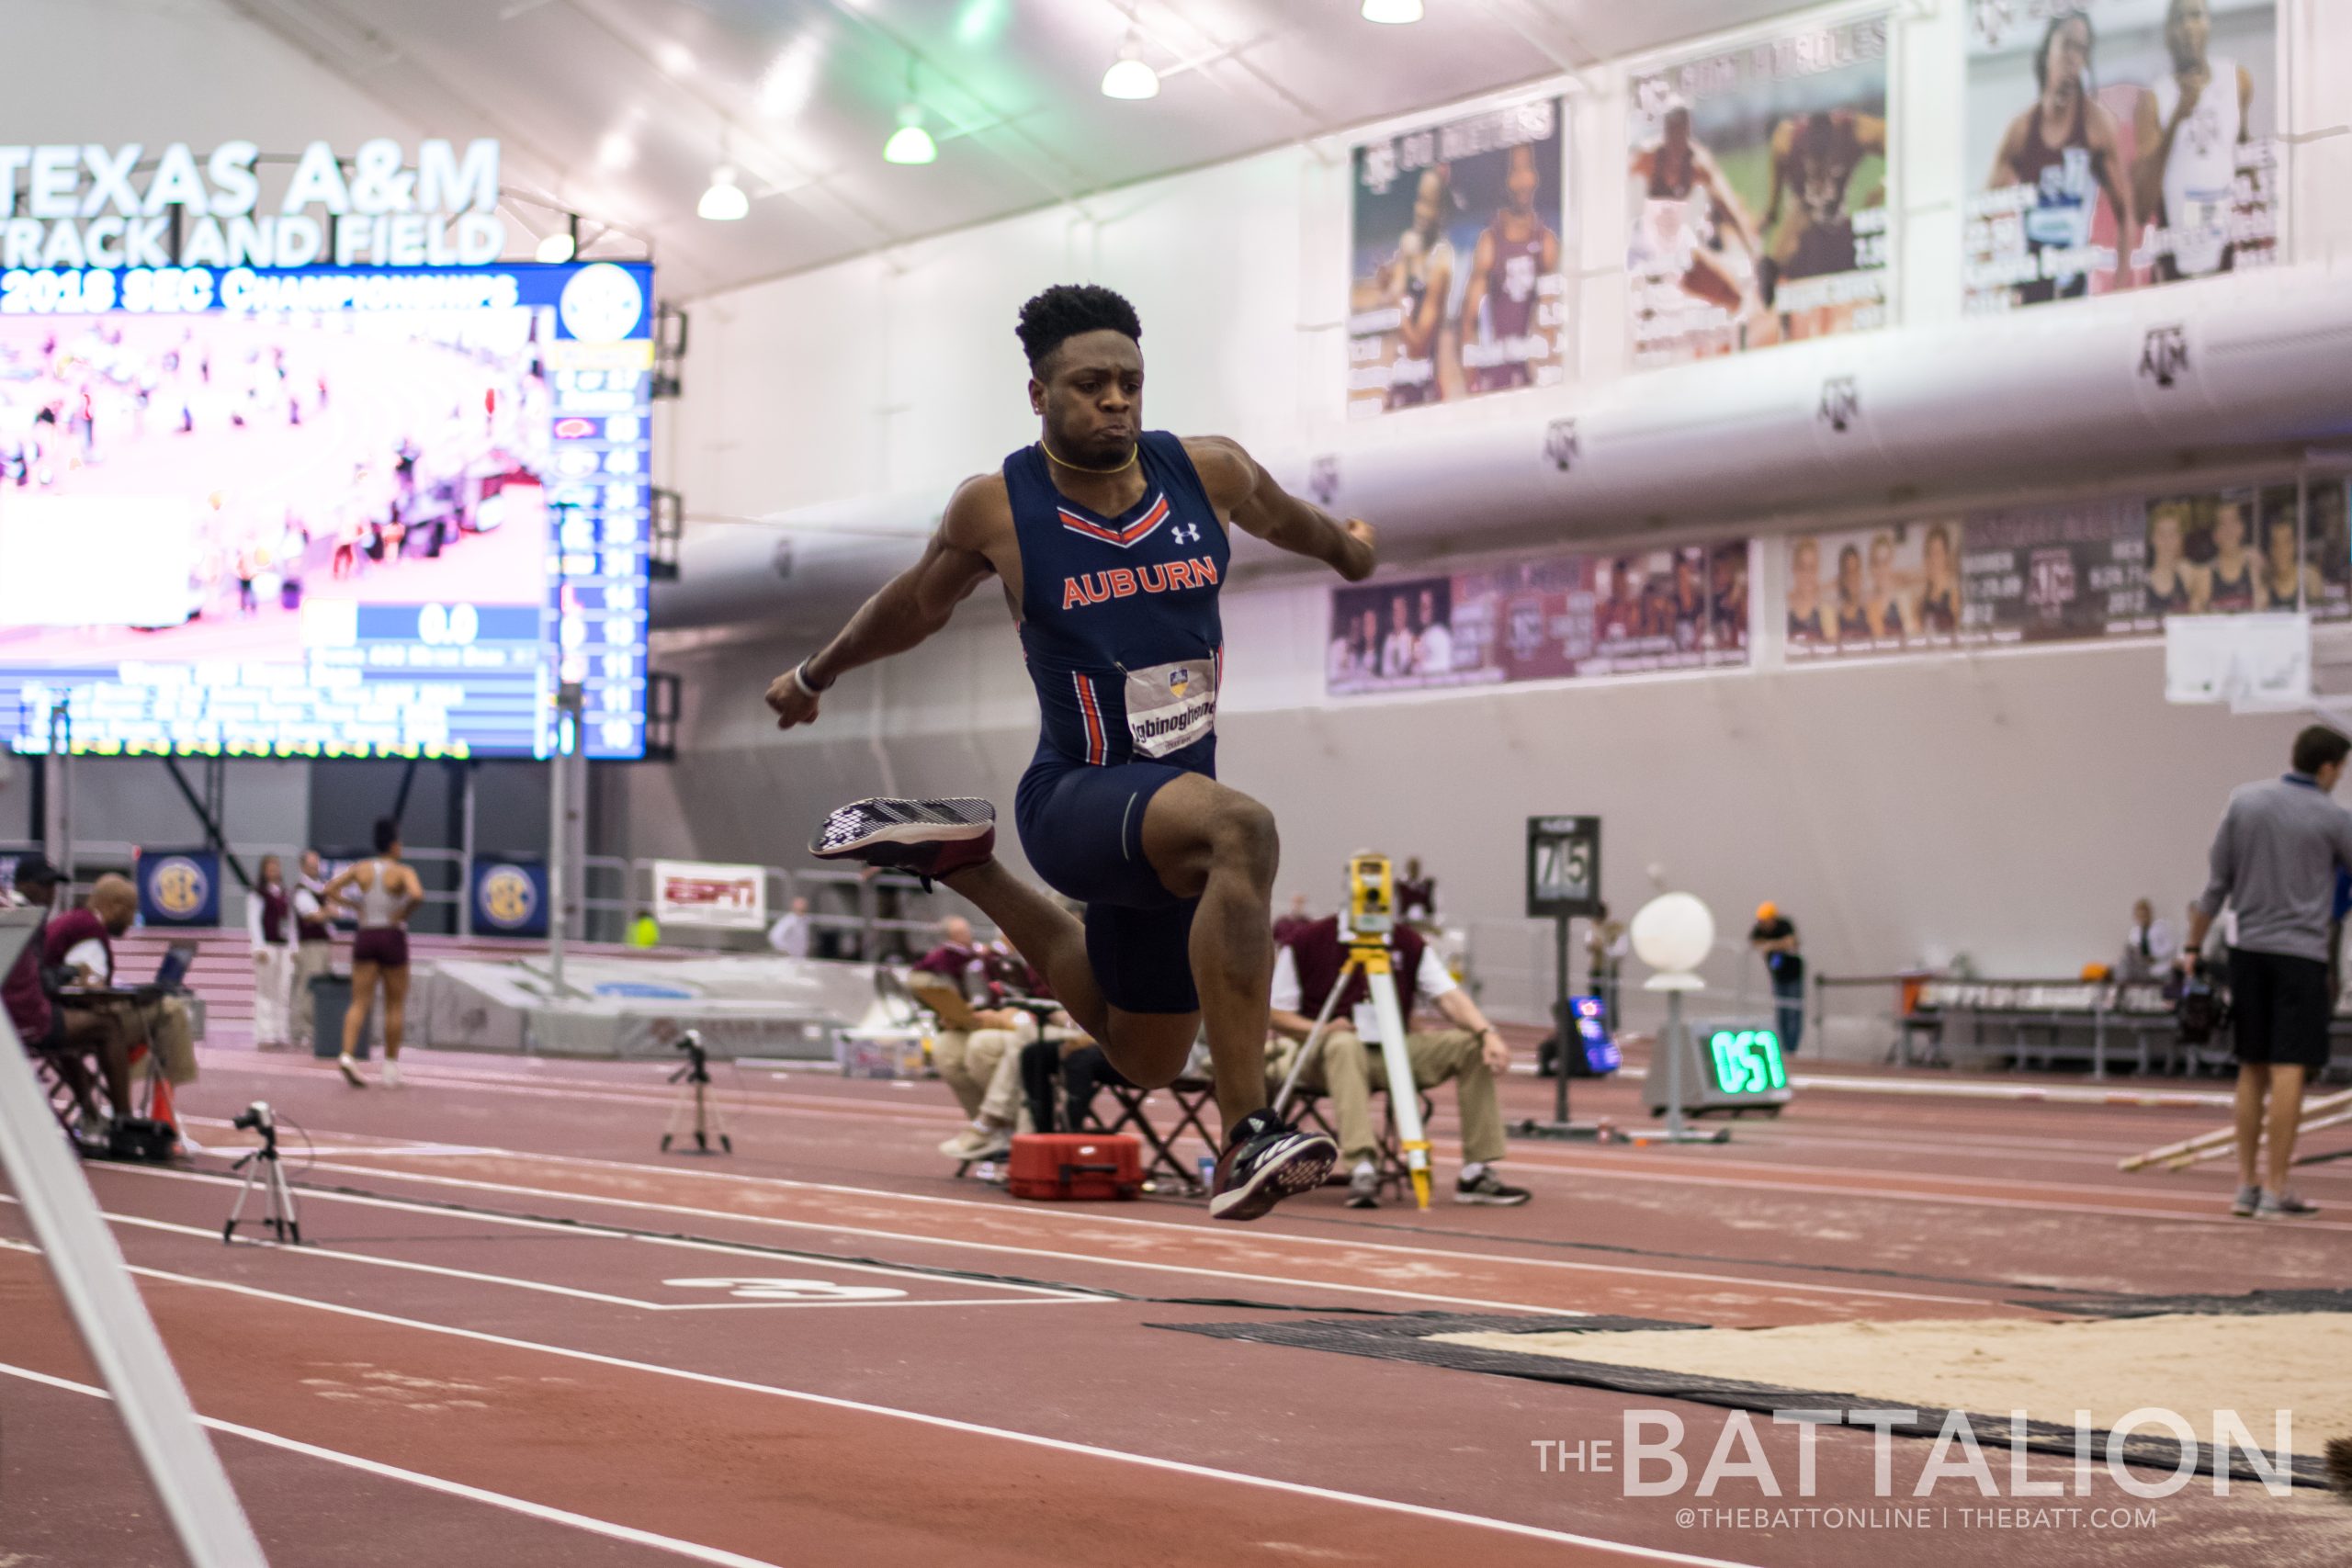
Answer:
top-left (1040, 436), bottom-right (1137, 475)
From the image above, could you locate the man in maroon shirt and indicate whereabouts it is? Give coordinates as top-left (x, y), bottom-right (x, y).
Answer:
top-left (5, 856), bottom-right (130, 1127)
top-left (48, 874), bottom-right (197, 1095)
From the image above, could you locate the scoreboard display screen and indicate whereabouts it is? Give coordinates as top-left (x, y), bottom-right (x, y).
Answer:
top-left (0, 260), bottom-right (653, 760)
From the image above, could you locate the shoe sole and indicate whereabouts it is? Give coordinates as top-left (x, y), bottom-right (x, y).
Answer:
top-left (1211, 1134), bottom-right (1338, 1222)
top-left (2256, 1207), bottom-right (2318, 1220)
top-left (810, 798), bottom-right (994, 859)
top-left (1455, 1192), bottom-right (1532, 1206)
top-left (337, 1058), bottom-right (366, 1088)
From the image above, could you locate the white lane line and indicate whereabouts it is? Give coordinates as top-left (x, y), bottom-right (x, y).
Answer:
top-left (0, 1360), bottom-right (789, 1568)
top-left (306, 1143), bottom-right (2028, 1308)
top-left (284, 1156), bottom-right (2007, 1312)
top-left (0, 1255), bottom-right (1762, 1568)
top-left (52, 1171), bottom-right (1103, 1308)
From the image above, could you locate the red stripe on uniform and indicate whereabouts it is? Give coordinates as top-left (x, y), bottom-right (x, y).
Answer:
top-left (1073, 673), bottom-right (1106, 765)
top-left (1057, 494), bottom-right (1170, 548)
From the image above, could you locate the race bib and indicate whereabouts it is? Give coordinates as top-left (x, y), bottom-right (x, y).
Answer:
top-left (1124, 657), bottom-right (1218, 759)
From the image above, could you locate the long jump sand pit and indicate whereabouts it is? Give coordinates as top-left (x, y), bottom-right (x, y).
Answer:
top-left (1435, 1314), bottom-right (2352, 1456)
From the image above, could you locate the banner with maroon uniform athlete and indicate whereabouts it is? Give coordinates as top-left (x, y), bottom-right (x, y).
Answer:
top-left (1327, 539), bottom-right (1748, 696)
top-left (1627, 15), bottom-right (1893, 367)
top-left (1962, 0), bottom-right (2281, 315)
top-left (1346, 97), bottom-right (1567, 418)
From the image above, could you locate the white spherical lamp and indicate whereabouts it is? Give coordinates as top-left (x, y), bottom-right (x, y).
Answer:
top-left (1630, 892), bottom-right (1714, 976)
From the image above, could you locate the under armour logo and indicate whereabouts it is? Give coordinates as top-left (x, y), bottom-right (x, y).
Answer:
top-left (1172, 523), bottom-right (1201, 546)
top-left (2139, 325), bottom-right (2189, 389)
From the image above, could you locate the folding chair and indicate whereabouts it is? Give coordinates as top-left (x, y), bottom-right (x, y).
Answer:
top-left (1292, 1085), bottom-right (1436, 1201)
top-left (1091, 1078), bottom-right (1217, 1195)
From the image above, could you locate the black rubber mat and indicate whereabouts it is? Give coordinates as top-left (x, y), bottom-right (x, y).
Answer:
top-left (1149, 1313), bottom-right (2330, 1490)
top-left (2033, 1286), bottom-right (2352, 1319)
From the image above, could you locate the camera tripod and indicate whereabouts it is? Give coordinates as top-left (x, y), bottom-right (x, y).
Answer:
top-left (221, 1111), bottom-right (300, 1246)
top-left (661, 1032), bottom-right (732, 1156)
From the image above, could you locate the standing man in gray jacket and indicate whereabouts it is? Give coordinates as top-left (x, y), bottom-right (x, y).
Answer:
top-left (2184, 725), bottom-right (2352, 1218)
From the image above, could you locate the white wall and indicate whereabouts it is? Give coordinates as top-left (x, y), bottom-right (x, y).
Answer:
top-left (615, 2), bottom-right (2352, 1031)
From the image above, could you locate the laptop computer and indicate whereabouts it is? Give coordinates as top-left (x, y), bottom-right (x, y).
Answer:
top-left (150, 941), bottom-right (198, 994)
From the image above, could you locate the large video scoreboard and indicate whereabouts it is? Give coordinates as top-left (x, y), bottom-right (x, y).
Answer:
top-left (0, 247), bottom-right (652, 761)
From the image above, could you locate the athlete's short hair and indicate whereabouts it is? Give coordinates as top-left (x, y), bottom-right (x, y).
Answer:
top-left (2033, 9), bottom-right (2093, 91)
top-left (2292, 725), bottom-right (2350, 776)
top-left (372, 817), bottom-right (399, 853)
top-left (1016, 285), bottom-right (1142, 374)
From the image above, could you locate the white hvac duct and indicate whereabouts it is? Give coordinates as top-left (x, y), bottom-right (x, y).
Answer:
top-left (656, 270), bottom-right (2352, 633)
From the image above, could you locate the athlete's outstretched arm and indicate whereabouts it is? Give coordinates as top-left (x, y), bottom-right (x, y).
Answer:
top-left (1184, 435), bottom-right (1376, 583)
top-left (764, 479), bottom-right (999, 729)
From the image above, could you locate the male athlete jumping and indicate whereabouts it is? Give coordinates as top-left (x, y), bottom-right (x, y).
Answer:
top-left (764, 286), bottom-right (1377, 1220)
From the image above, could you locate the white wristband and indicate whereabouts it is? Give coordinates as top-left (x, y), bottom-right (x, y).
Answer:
top-left (792, 660), bottom-right (830, 697)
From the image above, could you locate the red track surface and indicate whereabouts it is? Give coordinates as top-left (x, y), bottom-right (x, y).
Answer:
top-left (6, 1043), bottom-right (2350, 1566)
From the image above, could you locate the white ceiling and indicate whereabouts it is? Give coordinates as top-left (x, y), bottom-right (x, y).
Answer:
top-left (225, 0), bottom-right (1803, 300)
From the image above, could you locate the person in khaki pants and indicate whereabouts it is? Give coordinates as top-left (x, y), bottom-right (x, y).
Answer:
top-left (1270, 912), bottom-right (1529, 1209)
top-left (288, 850), bottom-right (337, 1051)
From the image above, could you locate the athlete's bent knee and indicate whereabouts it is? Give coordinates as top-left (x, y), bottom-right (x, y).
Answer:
top-left (1206, 798), bottom-right (1279, 879)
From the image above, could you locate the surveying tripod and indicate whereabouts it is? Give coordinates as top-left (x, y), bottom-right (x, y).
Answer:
top-left (1272, 853), bottom-right (1433, 1210)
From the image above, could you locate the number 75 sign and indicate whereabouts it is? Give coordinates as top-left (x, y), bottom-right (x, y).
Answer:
top-left (1525, 816), bottom-right (1601, 919)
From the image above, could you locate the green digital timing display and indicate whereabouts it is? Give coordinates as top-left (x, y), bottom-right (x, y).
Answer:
top-left (1706, 1029), bottom-right (1788, 1096)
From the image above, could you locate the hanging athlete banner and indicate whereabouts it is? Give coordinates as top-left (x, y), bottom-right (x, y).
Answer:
top-left (1784, 520), bottom-right (1967, 659)
top-left (1346, 97), bottom-right (1567, 418)
top-left (1327, 539), bottom-right (1748, 695)
top-left (1792, 482), bottom-right (2346, 660)
top-left (1627, 14), bottom-right (1893, 368)
top-left (1963, 0), bottom-right (2280, 314)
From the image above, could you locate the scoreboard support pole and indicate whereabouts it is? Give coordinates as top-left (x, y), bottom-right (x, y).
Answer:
top-left (1645, 973), bottom-right (1730, 1145)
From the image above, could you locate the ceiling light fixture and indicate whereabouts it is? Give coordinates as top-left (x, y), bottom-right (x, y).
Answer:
top-left (1362, 0), bottom-right (1424, 22)
top-left (696, 165), bottom-right (749, 220)
top-left (1101, 33), bottom-right (1159, 100)
top-left (535, 220), bottom-right (576, 263)
top-left (884, 105), bottom-right (937, 164)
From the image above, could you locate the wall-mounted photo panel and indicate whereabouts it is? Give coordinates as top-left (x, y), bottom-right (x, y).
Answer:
top-left (1627, 14), bottom-right (1893, 367)
top-left (1963, 0), bottom-right (2281, 313)
top-left (1347, 98), bottom-right (1568, 417)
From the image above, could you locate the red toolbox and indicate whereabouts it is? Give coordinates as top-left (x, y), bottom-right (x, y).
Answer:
top-left (1006, 1133), bottom-right (1144, 1201)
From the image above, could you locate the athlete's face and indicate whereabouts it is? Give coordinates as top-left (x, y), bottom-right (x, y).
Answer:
top-left (2167, 0), bottom-right (2210, 71)
top-left (1664, 107), bottom-right (1691, 152)
top-left (1506, 145), bottom-right (1539, 213)
top-left (1869, 537), bottom-right (1894, 583)
top-left (2044, 19), bottom-right (2090, 100)
top-left (2268, 517), bottom-right (2296, 564)
top-left (1032, 332), bottom-right (1142, 465)
top-left (1925, 529), bottom-right (1951, 579)
top-left (1838, 546), bottom-right (1863, 600)
top-left (1412, 170), bottom-right (1446, 237)
top-left (2214, 502), bottom-right (2246, 553)
top-left (1792, 539), bottom-right (1820, 588)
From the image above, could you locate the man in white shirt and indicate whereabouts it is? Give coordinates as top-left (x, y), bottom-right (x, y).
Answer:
top-left (1411, 587), bottom-right (1453, 676)
top-left (1270, 912), bottom-right (1528, 1208)
top-left (2120, 897), bottom-right (2177, 983)
top-left (766, 896), bottom-right (814, 959)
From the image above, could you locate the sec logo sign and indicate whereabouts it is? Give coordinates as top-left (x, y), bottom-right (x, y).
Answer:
top-left (151, 856), bottom-right (210, 919)
top-left (480, 865), bottom-right (539, 929)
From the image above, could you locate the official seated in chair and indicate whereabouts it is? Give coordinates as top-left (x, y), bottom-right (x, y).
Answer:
top-left (912, 917), bottom-right (1048, 1165)
top-left (3, 854), bottom-right (129, 1137)
top-left (1019, 1032), bottom-right (1134, 1136)
top-left (46, 874), bottom-right (199, 1091)
top-left (1271, 911), bottom-right (1529, 1209)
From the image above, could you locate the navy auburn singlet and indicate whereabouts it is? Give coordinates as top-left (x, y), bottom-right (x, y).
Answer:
top-left (1005, 431), bottom-right (1230, 776)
